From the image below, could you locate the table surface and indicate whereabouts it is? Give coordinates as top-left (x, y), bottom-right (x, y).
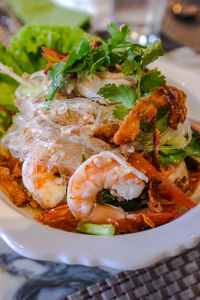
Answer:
top-left (0, 238), bottom-right (115, 299)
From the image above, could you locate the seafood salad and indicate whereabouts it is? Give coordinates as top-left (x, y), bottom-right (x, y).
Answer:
top-left (0, 23), bottom-right (200, 236)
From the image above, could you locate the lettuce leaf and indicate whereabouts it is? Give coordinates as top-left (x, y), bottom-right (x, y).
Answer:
top-left (0, 25), bottom-right (94, 135)
top-left (0, 110), bottom-right (12, 137)
top-left (0, 42), bottom-right (23, 75)
top-left (159, 133), bottom-right (200, 164)
top-left (185, 134), bottom-right (200, 158)
top-left (159, 149), bottom-right (185, 164)
top-left (10, 25), bottom-right (94, 73)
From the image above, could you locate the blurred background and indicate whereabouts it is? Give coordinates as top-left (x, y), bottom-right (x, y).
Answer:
top-left (0, 0), bottom-right (200, 51)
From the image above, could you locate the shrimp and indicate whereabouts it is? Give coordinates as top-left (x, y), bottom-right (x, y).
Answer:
top-left (22, 156), bottom-right (66, 209)
top-left (67, 151), bottom-right (148, 226)
top-left (76, 70), bottom-right (136, 98)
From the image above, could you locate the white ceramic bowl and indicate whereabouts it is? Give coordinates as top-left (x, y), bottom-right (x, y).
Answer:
top-left (0, 58), bottom-right (200, 270)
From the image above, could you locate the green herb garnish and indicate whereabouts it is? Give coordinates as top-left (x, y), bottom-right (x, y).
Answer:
top-left (113, 105), bottom-right (131, 120)
top-left (159, 133), bottom-right (200, 164)
top-left (100, 189), bottom-right (147, 212)
top-left (81, 153), bottom-right (87, 162)
top-left (140, 70), bottom-right (166, 94)
top-left (98, 84), bottom-right (136, 107)
top-left (47, 23), bottom-right (165, 102)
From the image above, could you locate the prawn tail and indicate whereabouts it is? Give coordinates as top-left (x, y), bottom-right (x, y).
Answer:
top-left (124, 211), bottom-right (178, 232)
top-left (34, 204), bottom-right (78, 232)
top-left (142, 212), bottom-right (179, 227)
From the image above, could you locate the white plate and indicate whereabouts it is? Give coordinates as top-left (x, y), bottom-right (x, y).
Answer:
top-left (0, 59), bottom-right (200, 271)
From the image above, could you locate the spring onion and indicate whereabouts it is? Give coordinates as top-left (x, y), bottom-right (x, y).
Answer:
top-left (76, 222), bottom-right (115, 236)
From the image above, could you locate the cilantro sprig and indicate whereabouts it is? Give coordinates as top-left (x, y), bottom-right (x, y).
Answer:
top-left (97, 84), bottom-right (136, 120)
top-left (47, 22), bottom-right (166, 104)
top-left (47, 39), bottom-right (91, 100)
top-left (98, 84), bottom-right (136, 107)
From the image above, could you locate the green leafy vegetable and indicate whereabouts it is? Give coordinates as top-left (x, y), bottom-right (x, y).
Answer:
top-left (97, 84), bottom-right (136, 107)
top-left (113, 105), bottom-right (130, 120)
top-left (76, 222), bottom-right (115, 236)
top-left (140, 70), bottom-right (166, 94)
top-left (81, 153), bottom-right (87, 162)
top-left (0, 76), bottom-right (18, 112)
top-left (0, 110), bottom-right (12, 137)
top-left (141, 40), bottom-right (165, 68)
top-left (121, 52), bottom-right (138, 76)
top-left (185, 134), bottom-right (200, 158)
top-left (0, 25), bottom-right (96, 133)
top-left (10, 25), bottom-right (94, 73)
top-left (100, 189), bottom-right (146, 212)
top-left (159, 133), bottom-right (200, 165)
top-left (156, 106), bottom-right (169, 133)
top-left (0, 42), bottom-right (23, 75)
top-left (47, 39), bottom-right (91, 100)
top-left (159, 149), bottom-right (185, 164)
top-left (107, 23), bottom-right (130, 47)
top-left (140, 106), bottom-right (169, 133)
top-left (47, 23), bottom-right (165, 101)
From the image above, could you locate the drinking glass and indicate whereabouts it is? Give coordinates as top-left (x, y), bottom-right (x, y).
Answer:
top-left (112, 0), bottom-right (168, 44)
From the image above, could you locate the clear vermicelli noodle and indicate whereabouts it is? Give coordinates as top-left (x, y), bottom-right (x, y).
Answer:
top-left (2, 69), bottom-right (193, 177)
top-left (2, 71), bottom-right (120, 176)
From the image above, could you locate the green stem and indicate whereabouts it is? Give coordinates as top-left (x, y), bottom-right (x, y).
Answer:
top-left (76, 222), bottom-right (115, 236)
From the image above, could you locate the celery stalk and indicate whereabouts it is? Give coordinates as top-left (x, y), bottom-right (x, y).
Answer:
top-left (76, 222), bottom-right (115, 236)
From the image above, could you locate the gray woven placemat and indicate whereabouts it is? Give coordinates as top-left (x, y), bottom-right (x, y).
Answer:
top-left (65, 244), bottom-right (200, 300)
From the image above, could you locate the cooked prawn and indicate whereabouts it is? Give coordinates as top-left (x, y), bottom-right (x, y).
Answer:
top-left (22, 156), bottom-right (66, 208)
top-left (67, 151), bottom-right (148, 226)
top-left (76, 70), bottom-right (136, 98)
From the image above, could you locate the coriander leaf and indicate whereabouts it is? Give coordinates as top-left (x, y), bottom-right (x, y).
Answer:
top-left (185, 134), bottom-right (200, 158)
top-left (121, 52), bottom-right (139, 75)
top-left (159, 149), bottom-right (185, 164)
top-left (107, 23), bottom-right (130, 47)
top-left (141, 40), bottom-right (165, 68)
top-left (75, 38), bottom-right (91, 58)
top-left (97, 84), bottom-right (136, 107)
top-left (100, 189), bottom-right (146, 212)
top-left (113, 105), bottom-right (130, 120)
top-left (64, 39), bottom-right (90, 69)
top-left (47, 62), bottom-right (66, 100)
top-left (156, 106), bottom-right (169, 133)
top-left (88, 42), bottom-right (110, 73)
top-left (140, 70), bottom-right (166, 93)
top-left (47, 39), bottom-right (91, 100)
